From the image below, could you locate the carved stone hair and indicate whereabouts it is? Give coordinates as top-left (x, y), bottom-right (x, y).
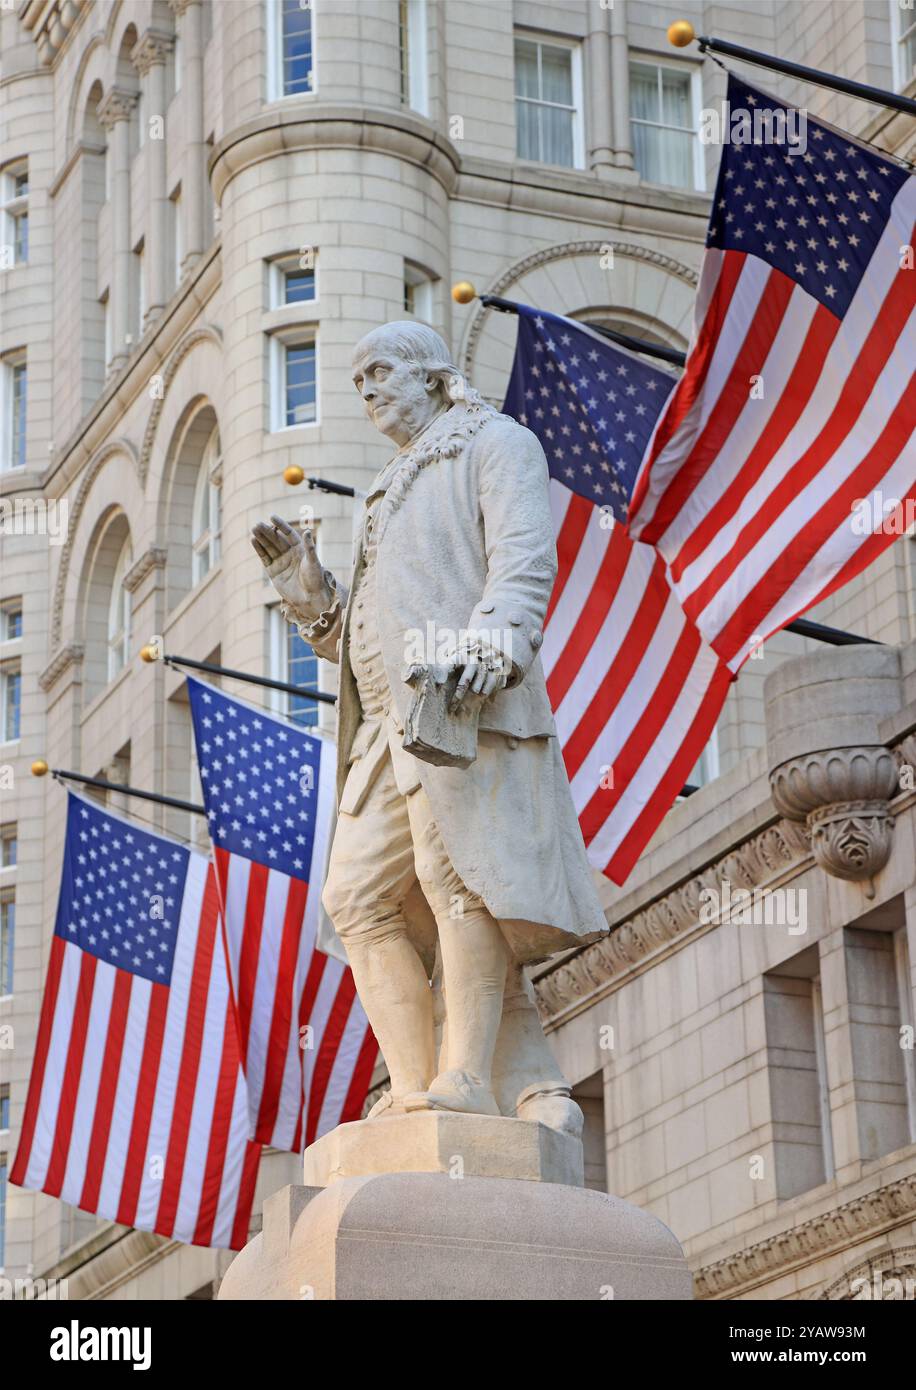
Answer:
top-left (352, 320), bottom-right (477, 404)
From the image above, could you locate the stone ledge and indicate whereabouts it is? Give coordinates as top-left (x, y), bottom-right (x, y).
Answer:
top-left (302, 1111), bottom-right (584, 1189)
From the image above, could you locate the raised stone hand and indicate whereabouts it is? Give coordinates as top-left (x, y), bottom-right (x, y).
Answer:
top-left (250, 513), bottom-right (336, 619)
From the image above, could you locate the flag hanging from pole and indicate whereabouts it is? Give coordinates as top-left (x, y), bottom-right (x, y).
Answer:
top-left (502, 305), bottom-right (732, 884)
top-left (11, 792), bottom-right (260, 1251)
top-left (628, 74), bottom-right (916, 670)
top-left (187, 676), bottom-right (376, 1152)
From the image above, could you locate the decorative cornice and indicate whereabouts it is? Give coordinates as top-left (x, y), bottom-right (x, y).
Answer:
top-left (131, 28), bottom-right (175, 77)
top-left (694, 1172), bottom-right (916, 1299)
top-left (209, 106), bottom-right (462, 207)
top-left (39, 642), bottom-right (84, 693)
top-left (123, 546), bottom-right (168, 593)
top-left (818, 1244), bottom-right (916, 1300)
top-left (460, 240), bottom-right (699, 376)
top-left (533, 816), bottom-right (812, 1022)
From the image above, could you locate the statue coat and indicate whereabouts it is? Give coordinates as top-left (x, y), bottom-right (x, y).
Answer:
top-left (306, 397), bottom-right (609, 964)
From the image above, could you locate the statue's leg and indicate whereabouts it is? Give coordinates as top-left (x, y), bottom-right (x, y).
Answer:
top-left (401, 787), bottom-right (509, 1116)
top-left (322, 754), bottom-right (435, 1107)
top-left (492, 963), bottom-right (584, 1137)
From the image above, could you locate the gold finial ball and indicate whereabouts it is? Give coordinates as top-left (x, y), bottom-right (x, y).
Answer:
top-left (31, 759), bottom-right (49, 777)
top-left (451, 281), bottom-right (476, 305)
top-left (667, 19), bottom-right (695, 47)
top-left (140, 643), bottom-right (159, 663)
top-left (283, 465), bottom-right (305, 486)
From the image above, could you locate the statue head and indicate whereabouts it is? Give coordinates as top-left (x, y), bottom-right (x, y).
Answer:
top-left (351, 321), bottom-right (470, 448)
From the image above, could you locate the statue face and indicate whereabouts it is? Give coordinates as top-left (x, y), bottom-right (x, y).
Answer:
top-left (352, 339), bottom-right (444, 448)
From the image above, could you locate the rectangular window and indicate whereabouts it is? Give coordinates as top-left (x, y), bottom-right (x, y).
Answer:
top-left (0, 894), bottom-right (13, 995)
top-left (0, 1083), bottom-right (8, 1131)
top-left (514, 34), bottom-right (583, 169)
top-left (1, 162), bottom-right (28, 266)
top-left (1, 605), bottom-right (22, 641)
top-left (1, 356), bottom-right (27, 471)
top-left (0, 826), bottom-right (15, 869)
top-left (0, 668), bottom-right (21, 743)
top-left (764, 946), bottom-right (834, 1199)
top-left (271, 336), bottom-right (318, 429)
top-left (404, 261), bottom-right (434, 321)
top-left (399, 0), bottom-right (429, 114)
top-left (269, 607), bottom-right (318, 727)
top-left (892, 0), bottom-right (916, 91)
top-left (0, 1149), bottom-right (7, 1269)
top-left (630, 60), bottom-right (701, 191)
top-left (269, 0), bottom-right (314, 99)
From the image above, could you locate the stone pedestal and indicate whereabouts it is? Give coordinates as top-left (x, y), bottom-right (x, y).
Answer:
top-left (219, 1113), bottom-right (692, 1301)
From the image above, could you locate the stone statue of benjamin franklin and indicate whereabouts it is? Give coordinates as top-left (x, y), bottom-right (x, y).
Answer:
top-left (252, 322), bottom-right (607, 1135)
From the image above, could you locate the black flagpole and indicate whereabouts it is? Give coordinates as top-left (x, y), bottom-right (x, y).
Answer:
top-left (667, 21), bottom-right (916, 119)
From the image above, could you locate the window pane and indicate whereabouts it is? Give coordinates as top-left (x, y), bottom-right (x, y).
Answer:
top-left (540, 45), bottom-right (572, 105)
top-left (286, 625), bottom-right (318, 726)
top-left (514, 40), bottom-right (540, 100)
top-left (14, 211), bottom-right (28, 263)
top-left (284, 270), bottom-right (315, 303)
top-left (630, 64), bottom-right (660, 122)
top-left (516, 98), bottom-right (540, 160)
top-left (12, 364), bottom-right (27, 468)
top-left (285, 344), bottom-right (316, 425)
top-left (660, 69), bottom-right (691, 128)
top-left (632, 123), bottom-right (693, 189)
top-left (0, 1087), bottom-right (9, 1129)
top-left (1, 833), bottom-right (15, 868)
top-left (4, 610), bottom-right (22, 640)
top-left (282, 0), bottom-right (313, 94)
top-left (539, 105), bottom-right (574, 167)
top-left (14, 171), bottom-right (28, 197)
top-left (3, 673), bottom-right (21, 741)
top-left (1, 898), bottom-right (13, 992)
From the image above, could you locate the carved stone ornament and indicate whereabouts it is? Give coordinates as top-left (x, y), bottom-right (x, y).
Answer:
top-left (769, 747), bottom-right (898, 894)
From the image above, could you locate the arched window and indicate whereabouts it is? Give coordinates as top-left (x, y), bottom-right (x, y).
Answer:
top-left (107, 537), bottom-right (132, 680)
top-left (191, 427), bottom-right (221, 584)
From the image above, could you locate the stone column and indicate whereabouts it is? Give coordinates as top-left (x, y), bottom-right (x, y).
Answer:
top-left (170, 0), bottom-right (207, 275)
top-left (609, 0), bottom-right (634, 170)
top-left (98, 87), bottom-right (138, 374)
top-left (584, 1), bottom-right (614, 176)
top-left (132, 28), bottom-right (174, 329)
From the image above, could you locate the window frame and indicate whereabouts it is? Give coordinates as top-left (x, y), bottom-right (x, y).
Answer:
top-left (267, 0), bottom-right (318, 102)
top-left (0, 602), bottom-right (22, 643)
top-left (191, 428), bottom-right (223, 586)
top-left (1, 352), bottom-right (27, 472)
top-left (1, 160), bottom-right (29, 267)
top-left (269, 330), bottom-right (319, 432)
top-left (513, 30), bottom-right (585, 172)
top-left (268, 252), bottom-right (318, 308)
top-left (107, 538), bottom-right (133, 683)
top-left (891, 0), bottom-right (916, 92)
top-left (629, 54), bottom-right (705, 193)
top-left (0, 890), bottom-right (14, 998)
top-left (399, 0), bottom-right (429, 115)
top-left (0, 825), bottom-right (16, 871)
top-left (268, 603), bottom-right (320, 728)
top-left (0, 666), bottom-right (21, 745)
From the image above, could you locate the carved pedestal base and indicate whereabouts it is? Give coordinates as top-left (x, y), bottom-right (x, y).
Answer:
top-left (219, 1114), bottom-right (692, 1301)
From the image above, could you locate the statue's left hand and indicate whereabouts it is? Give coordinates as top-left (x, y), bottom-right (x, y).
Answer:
top-left (448, 648), bottom-right (513, 712)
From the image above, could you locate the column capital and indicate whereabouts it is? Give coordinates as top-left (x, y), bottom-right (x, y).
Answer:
top-left (98, 86), bottom-right (139, 130)
top-left (168, 0), bottom-right (198, 16)
top-left (132, 28), bottom-right (175, 77)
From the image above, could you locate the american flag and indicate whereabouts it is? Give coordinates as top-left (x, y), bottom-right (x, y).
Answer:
top-left (187, 676), bottom-right (376, 1151)
top-left (503, 306), bottom-right (733, 884)
top-left (11, 793), bottom-right (260, 1250)
top-left (628, 75), bottom-right (916, 670)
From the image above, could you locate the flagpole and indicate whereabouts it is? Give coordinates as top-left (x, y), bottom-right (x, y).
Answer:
top-left (667, 20), bottom-right (916, 119)
top-left (145, 649), bottom-right (337, 705)
top-left (30, 761), bottom-right (207, 816)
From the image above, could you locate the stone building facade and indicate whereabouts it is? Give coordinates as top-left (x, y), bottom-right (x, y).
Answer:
top-left (0, 0), bottom-right (914, 1299)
